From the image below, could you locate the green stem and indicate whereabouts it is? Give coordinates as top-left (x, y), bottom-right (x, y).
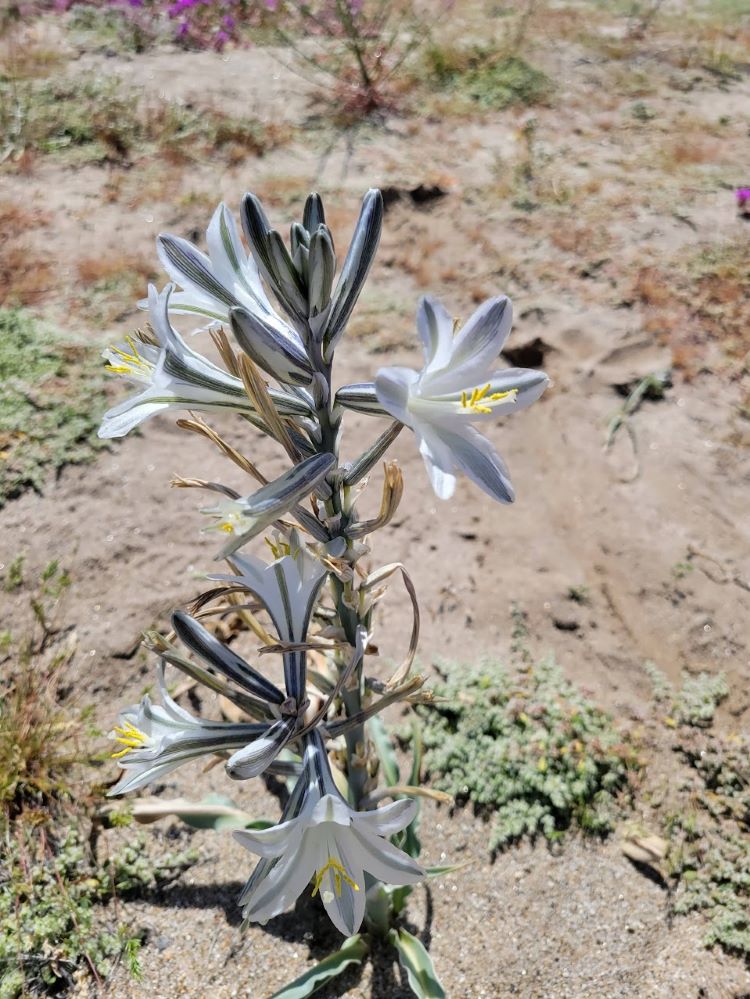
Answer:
top-left (308, 338), bottom-right (370, 809)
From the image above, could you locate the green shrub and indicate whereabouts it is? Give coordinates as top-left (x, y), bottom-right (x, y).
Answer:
top-left (417, 659), bottom-right (639, 851)
top-left (0, 824), bottom-right (196, 997)
top-left (0, 309), bottom-right (106, 505)
top-left (423, 45), bottom-right (552, 110)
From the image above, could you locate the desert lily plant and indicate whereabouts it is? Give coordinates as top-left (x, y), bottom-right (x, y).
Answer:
top-left (102, 187), bottom-right (547, 998)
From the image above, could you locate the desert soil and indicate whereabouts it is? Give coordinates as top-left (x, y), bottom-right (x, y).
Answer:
top-left (1, 2), bottom-right (749, 996)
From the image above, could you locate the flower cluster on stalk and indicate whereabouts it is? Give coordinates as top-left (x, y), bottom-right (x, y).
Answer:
top-left (104, 186), bottom-right (548, 938)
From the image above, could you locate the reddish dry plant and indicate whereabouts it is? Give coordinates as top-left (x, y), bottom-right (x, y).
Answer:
top-left (632, 242), bottom-right (750, 376)
top-left (0, 202), bottom-right (55, 307)
top-left (76, 254), bottom-right (155, 287)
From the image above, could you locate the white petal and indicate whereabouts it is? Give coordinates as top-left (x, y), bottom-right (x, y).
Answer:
top-left (354, 798), bottom-right (417, 837)
top-left (157, 234), bottom-right (236, 316)
top-left (107, 759), bottom-right (180, 796)
top-left (417, 295), bottom-right (455, 375)
top-left (424, 296), bottom-right (513, 395)
top-left (242, 834), bottom-right (317, 923)
top-left (98, 394), bottom-right (168, 439)
top-left (417, 427), bottom-right (457, 500)
top-left (350, 825), bottom-right (424, 886)
top-left (310, 793), bottom-right (356, 827)
top-left (320, 832), bottom-right (366, 936)
top-left (163, 290), bottom-right (227, 323)
top-left (206, 203), bottom-right (248, 295)
top-left (374, 367), bottom-right (418, 427)
top-left (431, 423), bottom-right (515, 504)
top-left (234, 815), bottom-right (306, 859)
top-left (465, 368), bottom-right (549, 421)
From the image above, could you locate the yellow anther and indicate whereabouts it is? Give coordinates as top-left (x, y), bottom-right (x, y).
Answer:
top-left (111, 721), bottom-right (148, 759)
top-left (219, 522), bottom-right (235, 534)
top-left (264, 537), bottom-right (300, 560)
top-left (105, 336), bottom-right (152, 376)
top-left (265, 537), bottom-right (294, 559)
top-left (460, 385), bottom-right (518, 415)
top-left (311, 857), bottom-right (360, 897)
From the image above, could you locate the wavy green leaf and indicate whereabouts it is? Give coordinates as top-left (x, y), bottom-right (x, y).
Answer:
top-left (389, 928), bottom-right (446, 999)
top-left (368, 714), bottom-right (400, 786)
top-left (267, 934), bottom-right (368, 999)
top-left (132, 794), bottom-right (273, 831)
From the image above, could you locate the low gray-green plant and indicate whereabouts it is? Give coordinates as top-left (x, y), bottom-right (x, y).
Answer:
top-left (667, 727), bottom-right (750, 960)
top-left (0, 309), bottom-right (106, 506)
top-left (645, 662), bottom-right (728, 727)
top-left (416, 659), bottom-right (639, 852)
top-left (0, 823), bottom-right (196, 998)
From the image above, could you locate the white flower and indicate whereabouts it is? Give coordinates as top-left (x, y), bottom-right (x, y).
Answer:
top-left (210, 530), bottom-right (344, 702)
top-left (154, 202), bottom-right (284, 330)
top-left (203, 454), bottom-right (336, 560)
top-left (235, 733), bottom-right (423, 935)
top-left (98, 285), bottom-right (308, 439)
top-left (155, 202), bottom-right (319, 387)
top-left (374, 295), bottom-right (549, 503)
top-left (108, 664), bottom-right (271, 796)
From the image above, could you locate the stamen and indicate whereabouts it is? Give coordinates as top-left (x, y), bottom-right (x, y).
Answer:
top-left (460, 385), bottom-right (518, 415)
top-left (311, 857), bottom-right (360, 897)
top-left (264, 537), bottom-right (294, 559)
top-left (105, 336), bottom-right (153, 377)
top-left (111, 721), bottom-right (148, 759)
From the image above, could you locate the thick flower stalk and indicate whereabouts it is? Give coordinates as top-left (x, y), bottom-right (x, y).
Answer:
top-left (103, 184), bottom-right (547, 982)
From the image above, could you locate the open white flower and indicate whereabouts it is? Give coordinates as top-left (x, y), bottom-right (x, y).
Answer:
top-left (374, 295), bottom-right (549, 503)
top-left (235, 733), bottom-right (423, 935)
top-left (99, 284), bottom-right (308, 439)
top-left (108, 664), bottom-right (272, 796)
top-left (154, 202), bottom-right (319, 387)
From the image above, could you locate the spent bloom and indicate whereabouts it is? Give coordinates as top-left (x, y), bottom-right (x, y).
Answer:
top-left (374, 295), bottom-right (548, 502)
top-left (235, 732), bottom-right (424, 936)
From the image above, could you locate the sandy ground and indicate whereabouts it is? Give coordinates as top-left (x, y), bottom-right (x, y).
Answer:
top-left (2, 3), bottom-right (750, 996)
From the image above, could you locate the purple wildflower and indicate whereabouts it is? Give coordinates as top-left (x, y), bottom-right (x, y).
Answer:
top-left (736, 187), bottom-right (750, 207)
